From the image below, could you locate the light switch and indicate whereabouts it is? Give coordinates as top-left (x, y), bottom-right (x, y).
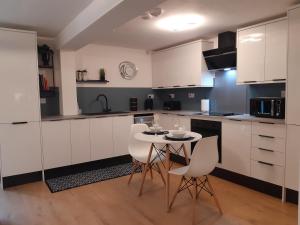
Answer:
top-left (188, 93), bottom-right (195, 98)
top-left (169, 94), bottom-right (175, 99)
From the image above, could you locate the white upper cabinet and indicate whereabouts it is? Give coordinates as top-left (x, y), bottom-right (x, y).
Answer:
top-left (237, 25), bottom-right (266, 83)
top-left (113, 115), bottom-right (133, 156)
top-left (90, 117), bottom-right (114, 160)
top-left (237, 18), bottom-right (287, 84)
top-left (41, 120), bottom-right (72, 170)
top-left (70, 119), bottom-right (91, 164)
top-left (0, 28), bottom-right (40, 123)
top-left (0, 122), bottom-right (42, 177)
top-left (152, 40), bottom-right (214, 88)
top-left (265, 19), bottom-right (288, 81)
top-left (287, 7), bottom-right (300, 126)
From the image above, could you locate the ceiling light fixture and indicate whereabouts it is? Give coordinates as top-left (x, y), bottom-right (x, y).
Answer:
top-left (156, 14), bottom-right (204, 32)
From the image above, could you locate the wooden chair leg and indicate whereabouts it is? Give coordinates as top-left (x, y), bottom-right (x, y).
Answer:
top-left (169, 176), bottom-right (184, 209)
top-left (138, 144), bottom-right (154, 196)
top-left (192, 178), bottom-right (197, 225)
top-left (206, 176), bottom-right (223, 215)
top-left (149, 166), bottom-right (153, 179)
top-left (156, 163), bottom-right (166, 185)
top-left (128, 160), bottom-right (137, 185)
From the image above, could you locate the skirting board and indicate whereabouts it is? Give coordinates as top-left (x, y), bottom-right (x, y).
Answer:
top-left (2, 171), bottom-right (43, 189)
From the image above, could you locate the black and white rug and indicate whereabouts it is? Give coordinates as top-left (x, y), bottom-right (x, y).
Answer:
top-left (46, 162), bottom-right (140, 193)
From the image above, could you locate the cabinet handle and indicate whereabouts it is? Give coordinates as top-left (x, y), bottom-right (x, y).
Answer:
top-left (243, 81), bottom-right (257, 83)
top-left (157, 86), bottom-right (164, 88)
top-left (12, 121), bottom-right (28, 125)
top-left (258, 147), bottom-right (274, 152)
top-left (258, 134), bottom-right (275, 139)
top-left (187, 84), bottom-right (196, 87)
top-left (173, 85), bottom-right (181, 87)
top-left (258, 161), bottom-right (274, 167)
top-left (259, 121), bottom-right (275, 125)
top-left (272, 79), bottom-right (286, 82)
top-left (73, 117), bottom-right (87, 120)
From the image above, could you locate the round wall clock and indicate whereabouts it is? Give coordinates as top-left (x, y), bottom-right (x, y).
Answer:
top-left (119, 61), bottom-right (138, 80)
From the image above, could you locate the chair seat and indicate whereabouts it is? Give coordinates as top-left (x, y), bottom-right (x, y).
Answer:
top-left (169, 165), bottom-right (190, 176)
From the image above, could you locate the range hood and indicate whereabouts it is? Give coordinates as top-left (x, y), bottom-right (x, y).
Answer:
top-left (203, 31), bottom-right (236, 71)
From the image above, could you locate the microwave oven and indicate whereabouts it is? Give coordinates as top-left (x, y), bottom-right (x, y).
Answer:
top-left (250, 97), bottom-right (285, 119)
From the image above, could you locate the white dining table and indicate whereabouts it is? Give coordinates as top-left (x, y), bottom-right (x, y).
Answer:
top-left (134, 131), bottom-right (202, 210)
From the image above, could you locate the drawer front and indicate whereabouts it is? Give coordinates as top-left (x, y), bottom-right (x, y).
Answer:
top-left (252, 122), bottom-right (286, 138)
top-left (251, 148), bottom-right (285, 166)
top-left (252, 134), bottom-right (286, 152)
top-left (251, 160), bottom-right (284, 186)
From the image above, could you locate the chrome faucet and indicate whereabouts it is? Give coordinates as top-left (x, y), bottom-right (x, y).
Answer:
top-left (96, 94), bottom-right (111, 112)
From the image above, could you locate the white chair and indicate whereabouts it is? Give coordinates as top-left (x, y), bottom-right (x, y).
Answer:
top-left (128, 124), bottom-right (165, 195)
top-left (168, 136), bottom-right (222, 214)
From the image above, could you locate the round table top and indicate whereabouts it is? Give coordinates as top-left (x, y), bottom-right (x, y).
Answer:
top-left (134, 130), bottom-right (202, 144)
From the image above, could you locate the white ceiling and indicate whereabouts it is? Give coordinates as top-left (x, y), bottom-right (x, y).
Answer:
top-left (93, 0), bottom-right (298, 50)
top-left (0, 0), bottom-right (93, 37)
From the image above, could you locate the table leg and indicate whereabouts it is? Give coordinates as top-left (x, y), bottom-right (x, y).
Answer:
top-left (139, 143), bottom-right (154, 196)
top-left (166, 144), bottom-right (170, 211)
top-left (182, 143), bottom-right (190, 165)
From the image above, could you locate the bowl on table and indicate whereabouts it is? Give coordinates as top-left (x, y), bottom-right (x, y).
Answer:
top-left (169, 130), bottom-right (186, 138)
top-left (149, 125), bottom-right (163, 133)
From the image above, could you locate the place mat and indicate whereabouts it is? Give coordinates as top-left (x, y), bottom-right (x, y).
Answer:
top-left (143, 131), bottom-right (169, 135)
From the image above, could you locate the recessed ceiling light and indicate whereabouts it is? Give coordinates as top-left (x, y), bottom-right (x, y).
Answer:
top-left (156, 14), bottom-right (204, 32)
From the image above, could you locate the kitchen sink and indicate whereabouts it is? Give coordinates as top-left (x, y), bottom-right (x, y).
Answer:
top-left (82, 111), bottom-right (130, 116)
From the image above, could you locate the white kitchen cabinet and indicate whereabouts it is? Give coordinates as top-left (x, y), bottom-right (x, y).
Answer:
top-left (237, 25), bottom-right (266, 84)
top-left (285, 125), bottom-right (300, 191)
top-left (152, 40), bottom-right (214, 88)
top-left (265, 19), bottom-right (288, 81)
top-left (90, 117), bottom-right (114, 160)
top-left (222, 119), bottom-right (252, 176)
top-left (113, 115), bottom-right (133, 156)
top-left (70, 119), bottom-right (91, 164)
top-left (0, 122), bottom-right (42, 177)
top-left (0, 28), bottom-right (40, 123)
top-left (287, 7), bottom-right (300, 126)
top-left (41, 120), bottom-right (71, 169)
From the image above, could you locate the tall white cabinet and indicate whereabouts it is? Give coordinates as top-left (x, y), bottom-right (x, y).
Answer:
top-left (0, 28), bottom-right (42, 179)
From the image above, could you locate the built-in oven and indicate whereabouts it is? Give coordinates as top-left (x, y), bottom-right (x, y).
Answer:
top-left (134, 113), bottom-right (154, 127)
top-left (191, 119), bottom-right (222, 163)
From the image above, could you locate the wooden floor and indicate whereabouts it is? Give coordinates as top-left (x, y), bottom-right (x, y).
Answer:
top-left (0, 172), bottom-right (297, 225)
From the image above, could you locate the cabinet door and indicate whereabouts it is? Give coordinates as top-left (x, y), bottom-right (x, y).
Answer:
top-left (0, 122), bottom-right (42, 177)
top-left (0, 29), bottom-right (40, 123)
top-left (113, 116), bottom-right (133, 156)
top-left (285, 125), bottom-right (300, 191)
top-left (287, 8), bottom-right (300, 126)
top-left (90, 117), bottom-right (114, 160)
top-left (237, 26), bottom-right (266, 83)
top-left (41, 121), bottom-right (71, 169)
top-left (265, 19), bottom-right (288, 81)
top-left (222, 120), bottom-right (252, 176)
top-left (70, 119), bottom-right (91, 164)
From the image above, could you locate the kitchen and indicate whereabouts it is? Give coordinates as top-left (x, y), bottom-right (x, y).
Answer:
top-left (0, 0), bottom-right (299, 224)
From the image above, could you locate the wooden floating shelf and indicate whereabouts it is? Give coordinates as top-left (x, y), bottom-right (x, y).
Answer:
top-left (76, 80), bottom-right (109, 84)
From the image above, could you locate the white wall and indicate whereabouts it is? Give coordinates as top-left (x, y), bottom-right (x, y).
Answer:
top-left (75, 44), bottom-right (152, 87)
top-left (59, 50), bottom-right (78, 115)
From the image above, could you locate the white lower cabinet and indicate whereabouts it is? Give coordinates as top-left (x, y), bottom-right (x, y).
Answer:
top-left (70, 119), bottom-right (91, 164)
top-left (113, 115), bottom-right (133, 156)
top-left (222, 120), bottom-right (252, 176)
top-left (285, 125), bottom-right (300, 191)
top-left (90, 117), bottom-right (114, 160)
top-left (0, 122), bottom-right (42, 177)
top-left (41, 120), bottom-right (71, 169)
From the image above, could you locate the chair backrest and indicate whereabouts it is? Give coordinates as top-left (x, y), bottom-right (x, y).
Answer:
top-left (185, 136), bottom-right (219, 177)
top-left (128, 124), bottom-right (150, 155)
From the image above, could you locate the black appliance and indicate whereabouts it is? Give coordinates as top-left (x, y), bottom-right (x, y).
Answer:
top-left (250, 97), bottom-right (285, 119)
top-left (202, 31), bottom-right (236, 71)
top-left (144, 96), bottom-right (153, 110)
top-left (191, 119), bottom-right (222, 163)
top-left (163, 100), bottom-right (181, 111)
top-left (129, 98), bottom-right (138, 111)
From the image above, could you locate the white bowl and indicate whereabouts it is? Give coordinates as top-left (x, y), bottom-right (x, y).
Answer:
top-left (170, 130), bottom-right (186, 138)
top-left (149, 126), bottom-right (162, 132)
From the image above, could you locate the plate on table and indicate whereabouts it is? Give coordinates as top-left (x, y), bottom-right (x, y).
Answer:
top-left (164, 134), bottom-right (194, 141)
top-left (143, 131), bottom-right (169, 135)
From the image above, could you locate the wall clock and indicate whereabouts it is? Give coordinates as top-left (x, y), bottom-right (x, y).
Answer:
top-left (119, 61), bottom-right (138, 80)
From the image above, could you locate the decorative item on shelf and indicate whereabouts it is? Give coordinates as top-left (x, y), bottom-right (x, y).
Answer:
top-left (144, 95), bottom-right (153, 110)
top-left (82, 69), bottom-right (88, 81)
top-left (38, 44), bottom-right (53, 66)
top-left (99, 68), bottom-right (106, 81)
top-left (130, 97), bottom-right (138, 111)
top-left (119, 61), bottom-right (138, 80)
top-left (39, 74), bottom-right (50, 91)
top-left (76, 70), bottom-right (82, 81)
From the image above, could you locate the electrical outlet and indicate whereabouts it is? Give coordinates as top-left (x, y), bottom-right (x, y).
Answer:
top-left (40, 98), bottom-right (46, 104)
top-left (148, 94), bottom-right (154, 99)
top-left (188, 93), bottom-right (195, 98)
top-left (169, 93), bottom-right (175, 99)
